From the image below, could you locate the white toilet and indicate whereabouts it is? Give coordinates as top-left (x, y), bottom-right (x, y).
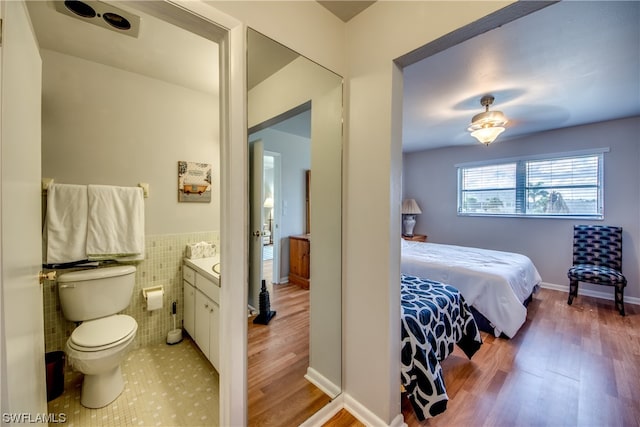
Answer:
top-left (57, 265), bottom-right (138, 408)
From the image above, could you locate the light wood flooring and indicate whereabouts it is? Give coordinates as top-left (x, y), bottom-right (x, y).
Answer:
top-left (327, 288), bottom-right (640, 426)
top-left (247, 260), bottom-right (332, 426)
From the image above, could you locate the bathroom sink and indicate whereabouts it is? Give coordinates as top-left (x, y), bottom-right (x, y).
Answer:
top-left (212, 263), bottom-right (220, 275)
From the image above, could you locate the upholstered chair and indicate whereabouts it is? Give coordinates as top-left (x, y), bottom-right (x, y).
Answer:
top-left (567, 225), bottom-right (627, 315)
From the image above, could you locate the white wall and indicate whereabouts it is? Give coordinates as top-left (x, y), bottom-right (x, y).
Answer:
top-left (250, 127), bottom-right (310, 276)
top-left (249, 57), bottom-right (334, 127)
top-left (343, 2), bottom-right (512, 423)
top-left (41, 49), bottom-right (220, 235)
top-left (207, 1), bottom-right (520, 424)
top-left (403, 117), bottom-right (640, 298)
top-left (207, 1), bottom-right (346, 76)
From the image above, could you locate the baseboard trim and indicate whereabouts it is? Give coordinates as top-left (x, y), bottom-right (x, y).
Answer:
top-left (540, 282), bottom-right (640, 305)
top-left (299, 395), bottom-right (344, 427)
top-left (343, 393), bottom-right (407, 427)
top-left (305, 367), bottom-right (341, 399)
top-left (300, 392), bottom-right (408, 426)
top-left (389, 413), bottom-right (408, 427)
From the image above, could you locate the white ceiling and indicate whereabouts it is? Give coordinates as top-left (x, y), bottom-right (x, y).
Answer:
top-left (402, 1), bottom-right (640, 152)
top-left (26, 1), bottom-right (639, 154)
top-left (27, 1), bottom-right (219, 96)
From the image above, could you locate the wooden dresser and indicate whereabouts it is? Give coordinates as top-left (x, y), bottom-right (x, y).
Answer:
top-left (289, 234), bottom-right (310, 289)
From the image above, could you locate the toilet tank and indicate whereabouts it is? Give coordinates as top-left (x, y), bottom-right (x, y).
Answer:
top-left (58, 265), bottom-right (136, 322)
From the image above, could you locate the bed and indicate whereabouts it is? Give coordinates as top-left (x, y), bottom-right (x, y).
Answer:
top-left (401, 240), bottom-right (542, 338)
top-left (401, 274), bottom-right (482, 420)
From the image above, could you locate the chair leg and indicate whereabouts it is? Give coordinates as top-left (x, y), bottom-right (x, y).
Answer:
top-left (568, 279), bottom-right (579, 305)
top-left (615, 285), bottom-right (625, 316)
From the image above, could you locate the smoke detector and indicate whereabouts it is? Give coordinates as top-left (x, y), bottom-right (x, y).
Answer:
top-left (54, 0), bottom-right (140, 38)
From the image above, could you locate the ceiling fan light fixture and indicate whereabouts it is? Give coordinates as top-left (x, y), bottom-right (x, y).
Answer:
top-left (471, 126), bottom-right (506, 145)
top-left (468, 95), bottom-right (508, 145)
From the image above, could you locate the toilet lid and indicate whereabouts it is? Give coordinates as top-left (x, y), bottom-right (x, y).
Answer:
top-left (70, 314), bottom-right (137, 349)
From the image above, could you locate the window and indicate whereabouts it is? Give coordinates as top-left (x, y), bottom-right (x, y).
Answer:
top-left (457, 150), bottom-right (606, 218)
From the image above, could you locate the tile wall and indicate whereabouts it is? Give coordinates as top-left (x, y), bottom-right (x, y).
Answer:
top-left (43, 231), bottom-right (219, 352)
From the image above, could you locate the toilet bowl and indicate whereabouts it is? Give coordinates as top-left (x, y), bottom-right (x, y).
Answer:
top-left (57, 265), bottom-right (138, 408)
top-left (65, 314), bottom-right (138, 408)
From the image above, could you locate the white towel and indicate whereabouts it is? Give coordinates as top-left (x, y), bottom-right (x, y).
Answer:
top-left (45, 183), bottom-right (88, 264)
top-left (86, 185), bottom-right (145, 261)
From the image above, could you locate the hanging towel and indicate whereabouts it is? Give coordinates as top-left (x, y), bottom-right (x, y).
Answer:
top-left (86, 185), bottom-right (145, 261)
top-left (44, 183), bottom-right (89, 264)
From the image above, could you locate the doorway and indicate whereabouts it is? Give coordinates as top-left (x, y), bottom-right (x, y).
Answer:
top-left (249, 106), bottom-right (311, 312)
top-left (263, 151), bottom-right (281, 289)
top-left (22, 0), bottom-right (227, 423)
top-left (248, 108), bottom-right (318, 424)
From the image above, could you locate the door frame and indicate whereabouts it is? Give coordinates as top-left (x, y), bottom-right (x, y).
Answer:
top-left (117, 6), bottom-right (248, 426)
top-left (142, 5), bottom-right (247, 426)
top-left (264, 150), bottom-right (282, 284)
top-left (0, 2), bottom-right (248, 425)
top-left (248, 139), bottom-right (265, 311)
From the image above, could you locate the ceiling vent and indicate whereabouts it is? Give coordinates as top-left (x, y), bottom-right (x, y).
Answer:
top-left (54, 0), bottom-right (140, 38)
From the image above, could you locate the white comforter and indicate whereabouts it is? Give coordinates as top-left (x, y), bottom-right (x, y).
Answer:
top-left (400, 240), bottom-right (542, 338)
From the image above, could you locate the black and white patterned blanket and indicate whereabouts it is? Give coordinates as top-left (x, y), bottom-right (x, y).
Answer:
top-left (401, 274), bottom-right (482, 420)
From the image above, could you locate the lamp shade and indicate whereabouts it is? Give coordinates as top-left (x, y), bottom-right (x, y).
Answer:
top-left (402, 199), bottom-right (422, 214)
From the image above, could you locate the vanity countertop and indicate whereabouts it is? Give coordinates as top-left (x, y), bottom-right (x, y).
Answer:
top-left (184, 256), bottom-right (220, 285)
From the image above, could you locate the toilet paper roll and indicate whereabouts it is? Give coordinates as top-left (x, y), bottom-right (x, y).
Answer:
top-left (146, 290), bottom-right (163, 311)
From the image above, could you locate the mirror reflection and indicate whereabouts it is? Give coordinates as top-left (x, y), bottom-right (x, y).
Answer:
top-left (247, 28), bottom-right (343, 424)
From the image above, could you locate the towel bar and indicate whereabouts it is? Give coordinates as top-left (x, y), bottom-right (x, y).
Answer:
top-left (41, 179), bottom-right (149, 198)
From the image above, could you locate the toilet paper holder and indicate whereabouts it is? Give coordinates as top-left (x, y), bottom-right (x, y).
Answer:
top-left (142, 286), bottom-right (164, 302)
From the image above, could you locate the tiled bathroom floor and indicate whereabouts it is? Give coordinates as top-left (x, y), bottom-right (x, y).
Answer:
top-left (48, 337), bottom-right (219, 426)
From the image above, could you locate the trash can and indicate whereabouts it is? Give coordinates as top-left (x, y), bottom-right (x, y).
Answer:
top-left (45, 351), bottom-right (65, 401)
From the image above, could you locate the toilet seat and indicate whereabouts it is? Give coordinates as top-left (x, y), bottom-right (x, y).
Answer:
top-left (69, 314), bottom-right (137, 352)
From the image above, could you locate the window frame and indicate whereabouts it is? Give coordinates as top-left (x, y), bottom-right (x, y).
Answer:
top-left (456, 148), bottom-right (608, 219)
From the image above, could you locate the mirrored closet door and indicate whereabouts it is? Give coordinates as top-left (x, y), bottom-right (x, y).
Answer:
top-left (247, 28), bottom-right (343, 424)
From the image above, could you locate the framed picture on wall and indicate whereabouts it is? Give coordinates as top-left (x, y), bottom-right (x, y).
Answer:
top-left (178, 161), bottom-right (212, 202)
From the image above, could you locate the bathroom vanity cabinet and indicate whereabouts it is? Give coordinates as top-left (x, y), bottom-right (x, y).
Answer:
top-left (183, 258), bottom-right (220, 372)
top-left (195, 290), bottom-right (219, 369)
top-left (183, 280), bottom-right (196, 337)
